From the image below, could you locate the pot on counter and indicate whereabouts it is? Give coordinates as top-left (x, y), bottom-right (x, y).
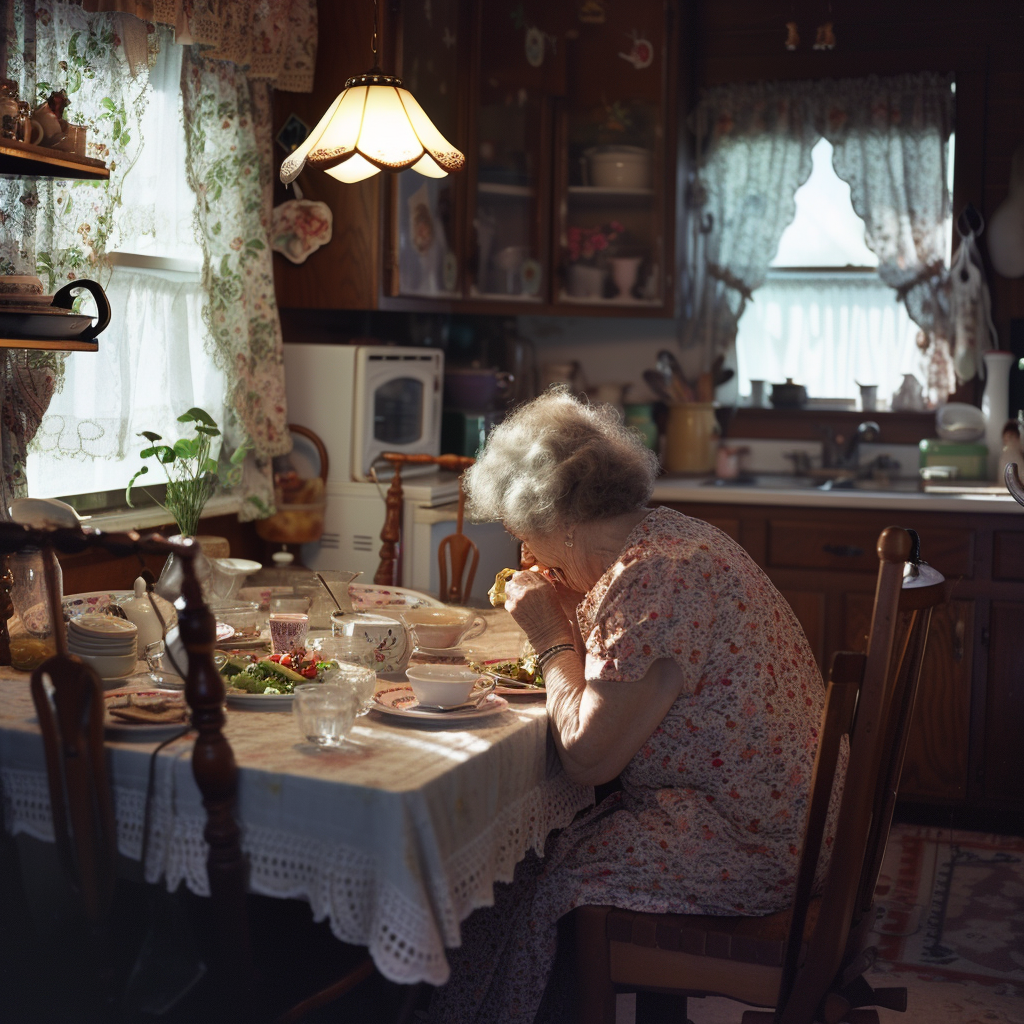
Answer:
top-left (770, 378), bottom-right (808, 409)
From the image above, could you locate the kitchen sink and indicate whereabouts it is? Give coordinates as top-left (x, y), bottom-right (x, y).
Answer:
top-left (701, 474), bottom-right (922, 493)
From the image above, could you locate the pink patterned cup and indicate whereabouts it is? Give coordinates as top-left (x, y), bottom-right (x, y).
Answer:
top-left (269, 612), bottom-right (309, 654)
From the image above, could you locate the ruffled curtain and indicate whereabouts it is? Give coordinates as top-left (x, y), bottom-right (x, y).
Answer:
top-left (0, 0), bottom-right (151, 510)
top-left (2, 1), bottom-right (298, 519)
top-left (80, 0), bottom-right (317, 90)
top-left (180, 50), bottom-right (290, 518)
top-left (684, 73), bottom-right (954, 384)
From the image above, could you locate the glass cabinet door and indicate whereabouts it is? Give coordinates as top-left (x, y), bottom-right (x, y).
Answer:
top-left (558, 0), bottom-right (669, 308)
top-left (467, 2), bottom-right (566, 304)
top-left (393, 0), bottom-right (464, 299)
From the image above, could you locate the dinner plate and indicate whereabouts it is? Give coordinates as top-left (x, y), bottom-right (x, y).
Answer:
top-left (224, 689), bottom-right (296, 710)
top-left (104, 689), bottom-right (192, 741)
top-left (481, 671), bottom-right (547, 698)
top-left (348, 584), bottom-right (444, 610)
top-left (371, 685), bottom-right (508, 721)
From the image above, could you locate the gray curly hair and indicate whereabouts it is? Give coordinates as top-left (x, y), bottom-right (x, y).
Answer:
top-left (463, 389), bottom-right (659, 537)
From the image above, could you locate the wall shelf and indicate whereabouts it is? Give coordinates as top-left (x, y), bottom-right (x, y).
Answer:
top-left (0, 337), bottom-right (99, 352)
top-left (0, 138), bottom-right (109, 181)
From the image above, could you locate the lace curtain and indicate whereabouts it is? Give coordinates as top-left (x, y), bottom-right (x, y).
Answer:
top-left (1, 0), bottom-right (151, 510)
top-left (684, 73), bottom-right (954, 382)
top-left (2, 1), bottom-right (300, 519)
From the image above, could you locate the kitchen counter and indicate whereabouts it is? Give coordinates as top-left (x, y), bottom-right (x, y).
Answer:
top-left (651, 475), bottom-right (1022, 514)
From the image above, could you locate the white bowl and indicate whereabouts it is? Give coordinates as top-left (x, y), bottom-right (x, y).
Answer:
top-left (405, 665), bottom-right (484, 706)
top-left (935, 402), bottom-right (986, 442)
top-left (69, 613), bottom-right (138, 639)
top-left (402, 607), bottom-right (480, 649)
top-left (68, 635), bottom-right (137, 654)
top-left (74, 650), bottom-right (139, 680)
top-left (585, 146), bottom-right (652, 189)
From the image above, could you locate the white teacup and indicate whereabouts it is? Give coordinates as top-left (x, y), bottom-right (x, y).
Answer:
top-left (401, 607), bottom-right (486, 650)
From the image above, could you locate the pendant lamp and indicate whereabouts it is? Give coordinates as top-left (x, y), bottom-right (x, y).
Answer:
top-left (280, 0), bottom-right (464, 186)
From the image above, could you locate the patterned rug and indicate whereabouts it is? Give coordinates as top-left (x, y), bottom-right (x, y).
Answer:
top-left (871, 823), bottom-right (1024, 986)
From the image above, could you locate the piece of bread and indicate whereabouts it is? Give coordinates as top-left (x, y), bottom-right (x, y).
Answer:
top-left (488, 567), bottom-right (517, 607)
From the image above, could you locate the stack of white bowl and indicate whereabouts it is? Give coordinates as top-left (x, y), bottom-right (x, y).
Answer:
top-left (67, 613), bottom-right (139, 682)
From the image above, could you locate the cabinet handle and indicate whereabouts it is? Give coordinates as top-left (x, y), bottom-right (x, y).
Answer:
top-left (953, 615), bottom-right (965, 662)
top-left (823, 543), bottom-right (864, 558)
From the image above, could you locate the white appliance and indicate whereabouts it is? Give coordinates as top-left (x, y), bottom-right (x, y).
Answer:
top-left (283, 342), bottom-right (519, 604)
top-left (283, 342), bottom-right (443, 482)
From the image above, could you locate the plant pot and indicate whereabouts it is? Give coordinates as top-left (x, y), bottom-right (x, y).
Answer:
top-left (567, 264), bottom-right (606, 299)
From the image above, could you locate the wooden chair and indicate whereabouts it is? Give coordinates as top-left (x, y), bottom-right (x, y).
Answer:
top-left (374, 452), bottom-right (478, 604)
top-left (573, 526), bottom-right (949, 1024)
top-left (1006, 461), bottom-right (1024, 507)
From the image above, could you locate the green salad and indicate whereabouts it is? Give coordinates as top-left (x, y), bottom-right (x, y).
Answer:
top-left (219, 654), bottom-right (339, 695)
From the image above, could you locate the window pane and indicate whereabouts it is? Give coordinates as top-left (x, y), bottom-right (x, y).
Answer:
top-left (772, 139), bottom-right (877, 268)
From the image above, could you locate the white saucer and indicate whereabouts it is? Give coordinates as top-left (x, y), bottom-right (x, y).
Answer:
top-left (224, 690), bottom-right (295, 710)
top-left (371, 685), bottom-right (508, 721)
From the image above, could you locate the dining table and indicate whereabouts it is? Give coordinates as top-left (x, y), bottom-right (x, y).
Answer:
top-left (0, 606), bottom-right (594, 987)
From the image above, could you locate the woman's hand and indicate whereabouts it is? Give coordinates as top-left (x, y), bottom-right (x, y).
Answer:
top-left (504, 569), bottom-right (577, 653)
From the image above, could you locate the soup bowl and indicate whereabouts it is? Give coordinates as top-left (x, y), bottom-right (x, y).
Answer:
top-left (401, 607), bottom-right (485, 650)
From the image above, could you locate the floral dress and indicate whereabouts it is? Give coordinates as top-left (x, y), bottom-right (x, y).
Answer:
top-left (430, 507), bottom-right (839, 1024)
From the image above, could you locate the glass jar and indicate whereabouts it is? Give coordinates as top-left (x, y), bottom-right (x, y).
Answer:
top-left (7, 548), bottom-right (62, 671)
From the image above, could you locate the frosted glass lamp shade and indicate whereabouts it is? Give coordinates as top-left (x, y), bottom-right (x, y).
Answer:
top-left (280, 71), bottom-right (464, 185)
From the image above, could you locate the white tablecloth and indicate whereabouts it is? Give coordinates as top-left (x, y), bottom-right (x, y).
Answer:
top-left (0, 610), bottom-right (593, 985)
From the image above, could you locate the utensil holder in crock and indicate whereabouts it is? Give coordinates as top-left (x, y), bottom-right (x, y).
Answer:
top-left (663, 402), bottom-right (719, 474)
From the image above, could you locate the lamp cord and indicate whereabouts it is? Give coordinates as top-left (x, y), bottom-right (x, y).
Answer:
top-left (371, 0), bottom-right (378, 64)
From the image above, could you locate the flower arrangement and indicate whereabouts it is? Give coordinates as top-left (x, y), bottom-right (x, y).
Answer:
top-left (126, 408), bottom-right (247, 538)
top-left (567, 221), bottom-right (624, 265)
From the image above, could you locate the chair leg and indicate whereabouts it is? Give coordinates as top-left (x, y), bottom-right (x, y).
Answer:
top-left (573, 907), bottom-right (617, 1024)
top-left (635, 990), bottom-right (689, 1023)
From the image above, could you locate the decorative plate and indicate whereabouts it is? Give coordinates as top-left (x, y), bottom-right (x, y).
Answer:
top-left (349, 584), bottom-right (444, 610)
top-left (370, 685), bottom-right (508, 721)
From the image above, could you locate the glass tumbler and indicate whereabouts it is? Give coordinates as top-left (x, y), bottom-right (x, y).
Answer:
top-left (320, 661), bottom-right (377, 715)
top-left (293, 682), bottom-right (360, 749)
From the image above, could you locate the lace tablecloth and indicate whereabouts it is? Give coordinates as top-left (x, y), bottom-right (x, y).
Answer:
top-left (0, 609), bottom-right (593, 985)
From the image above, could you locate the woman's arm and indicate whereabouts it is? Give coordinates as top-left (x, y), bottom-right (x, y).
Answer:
top-left (504, 569), bottom-right (685, 786)
top-left (542, 650), bottom-right (684, 786)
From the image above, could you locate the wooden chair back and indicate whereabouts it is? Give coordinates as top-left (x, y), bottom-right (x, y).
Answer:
top-left (374, 452), bottom-right (477, 603)
top-left (779, 527), bottom-right (948, 1024)
top-left (1006, 462), bottom-right (1024, 506)
top-left (29, 655), bottom-right (117, 931)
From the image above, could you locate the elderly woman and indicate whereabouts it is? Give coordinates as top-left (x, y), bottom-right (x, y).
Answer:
top-left (430, 390), bottom-right (838, 1024)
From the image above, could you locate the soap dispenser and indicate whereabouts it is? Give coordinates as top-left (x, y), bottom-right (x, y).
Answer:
top-left (119, 577), bottom-right (165, 650)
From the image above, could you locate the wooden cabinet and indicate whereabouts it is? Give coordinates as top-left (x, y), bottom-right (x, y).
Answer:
top-left (273, 0), bottom-right (681, 316)
top-left (665, 500), bottom-right (1024, 821)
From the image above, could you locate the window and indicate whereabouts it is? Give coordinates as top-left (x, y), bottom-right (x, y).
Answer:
top-left (734, 135), bottom-right (954, 407)
top-left (26, 41), bottom-right (228, 513)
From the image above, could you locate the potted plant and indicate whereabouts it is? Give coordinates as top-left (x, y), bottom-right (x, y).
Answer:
top-left (126, 408), bottom-right (246, 596)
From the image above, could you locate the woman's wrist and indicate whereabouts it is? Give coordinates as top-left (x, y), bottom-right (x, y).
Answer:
top-left (537, 642), bottom-right (576, 670)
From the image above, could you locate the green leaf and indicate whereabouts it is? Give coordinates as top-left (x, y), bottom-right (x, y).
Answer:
top-left (203, 458), bottom-right (219, 475)
top-left (178, 407), bottom-right (217, 427)
top-left (125, 465), bottom-right (148, 506)
top-left (101, 96), bottom-right (116, 111)
top-left (140, 430), bottom-right (162, 442)
top-left (139, 445), bottom-right (157, 459)
top-left (229, 444), bottom-right (249, 466)
top-left (158, 447), bottom-right (177, 464)
top-left (173, 438), bottom-right (198, 460)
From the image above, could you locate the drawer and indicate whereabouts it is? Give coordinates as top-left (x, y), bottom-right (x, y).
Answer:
top-left (768, 520), bottom-right (974, 577)
top-left (993, 530), bottom-right (1024, 581)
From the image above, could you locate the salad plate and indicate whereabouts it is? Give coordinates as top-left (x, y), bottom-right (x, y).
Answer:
top-left (225, 690), bottom-right (295, 710)
top-left (371, 685), bottom-right (508, 721)
top-left (104, 689), bottom-right (192, 741)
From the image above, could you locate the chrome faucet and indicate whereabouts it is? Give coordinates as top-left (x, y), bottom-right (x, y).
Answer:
top-left (821, 421), bottom-right (880, 471)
